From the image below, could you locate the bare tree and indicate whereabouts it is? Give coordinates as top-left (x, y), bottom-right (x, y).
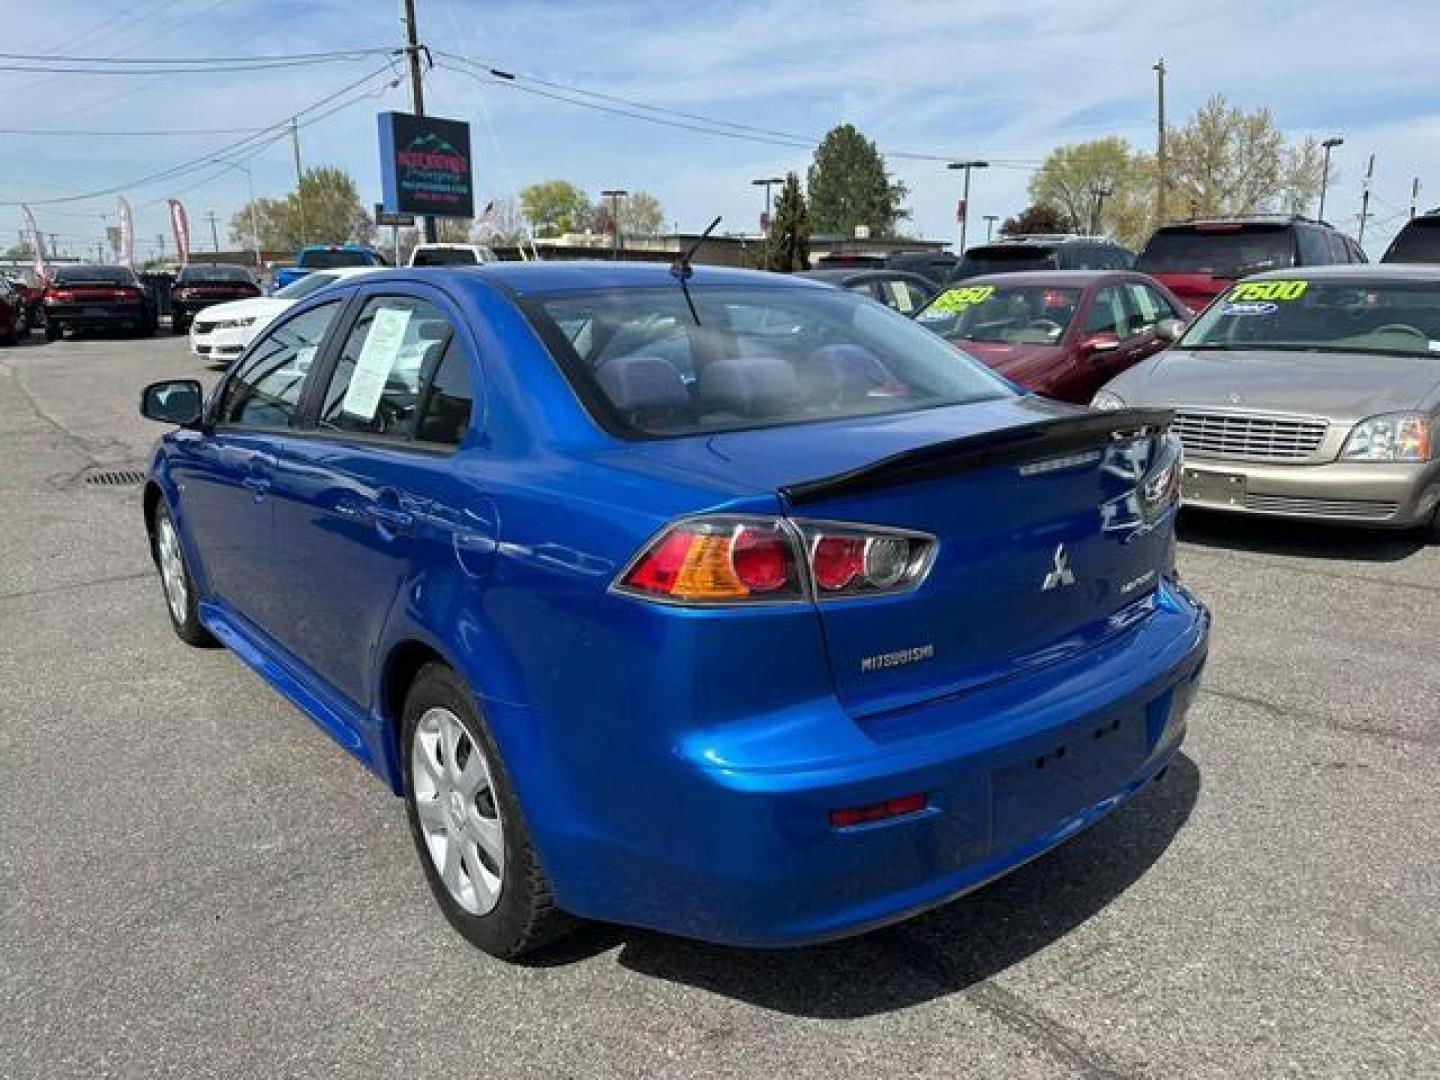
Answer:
top-left (1167, 96), bottom-right (1323, 217)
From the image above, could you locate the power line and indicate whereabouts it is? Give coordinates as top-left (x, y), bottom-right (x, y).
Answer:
top-left (0, 47), bottom-right (395, 64)
top-left (0, 126), bottom-right (270, 137)
top-left (1, 65), bottom-right (399, 208)
top-left (436, 57), bottom-right (1039, 170)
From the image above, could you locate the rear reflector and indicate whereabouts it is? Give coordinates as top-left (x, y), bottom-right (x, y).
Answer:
top-left (830, 792), bottom-right (928, 828)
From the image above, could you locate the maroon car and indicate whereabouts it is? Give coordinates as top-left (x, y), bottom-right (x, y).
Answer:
top-left (913, 270), bottom-right (1190, 403)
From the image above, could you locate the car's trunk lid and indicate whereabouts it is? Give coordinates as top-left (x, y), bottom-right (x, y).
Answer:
top-left (778, 408), bottom-right (1175, 715)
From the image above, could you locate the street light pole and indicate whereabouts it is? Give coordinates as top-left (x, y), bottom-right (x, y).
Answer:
top-left (946, 160), bottom-right (989, 254)
top-left (751, 177), bottom-right (783, 232)
top-left (1318, 137), bottom-right (1343, 222)
top-left (209, 158), bottom-right (262, 269)
top-left (601, 189), bottom-right (628, 259)
top-left (983, 214), bottom-right (999, 242)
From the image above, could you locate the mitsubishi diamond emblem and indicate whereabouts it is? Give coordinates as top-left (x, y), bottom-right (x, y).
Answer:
top-left (1042, 544), bottom-right (1076, 591)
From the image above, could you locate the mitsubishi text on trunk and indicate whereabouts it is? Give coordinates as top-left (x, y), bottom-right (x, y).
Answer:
top-left (137, 263), bottom-right (1210, 958)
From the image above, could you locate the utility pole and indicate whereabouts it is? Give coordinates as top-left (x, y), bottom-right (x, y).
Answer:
top-left (402, 0), bottom-right (437, 244)
top-left (1357, 153), bottom-right (1375, 247)
top-left (1318, 137), bottom-right (1343, 222)
top-left (290, 117), bottom-right (307, 245)
top-left (601, 189), bottom-right (628, 259)
top-left (984, 214), bottom-right (999, 241)
top-left (1089, 183), bottom-right (1114, 235)
top-left (1154, 58), bottom-right (1168, 225)
top-left (206, 211), bottom-right (220, 253)
top-left (947, 160), bottom-right (988, 253)
top-left (1411, 177), bottom-right (1421, 219)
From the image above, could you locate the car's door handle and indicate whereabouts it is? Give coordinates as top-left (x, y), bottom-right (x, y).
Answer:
top-left (242, 475), bottom-right (270, 492)
top-left (369, 505), bottom-right (414, 530)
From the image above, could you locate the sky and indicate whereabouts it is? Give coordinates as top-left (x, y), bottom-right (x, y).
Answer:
top-left (0, 0), bottom-right (1437, 261)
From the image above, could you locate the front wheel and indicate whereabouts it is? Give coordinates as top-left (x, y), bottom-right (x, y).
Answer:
top-left (152, 503), bottom-right (216, 647)
top-left (401, 664), bottom-right (570, 959)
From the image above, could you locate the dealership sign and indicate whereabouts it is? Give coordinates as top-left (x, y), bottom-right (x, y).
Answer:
top-left (378, 111), bottom-right (474, 219)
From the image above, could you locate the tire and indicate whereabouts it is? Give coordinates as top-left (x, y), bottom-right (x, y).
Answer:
top-left (171, 313), bottom-right (188, 335)
top-left (151, 503), bottom-right (216, 647)
top-left (1427, 504), bottom-right (1440, 544)
top-left (44, 321), bottom-right (61, 342)
top-left (0, 323), bottom-right (14, 346)
top-left (401, 663), bottom-right (570, 959)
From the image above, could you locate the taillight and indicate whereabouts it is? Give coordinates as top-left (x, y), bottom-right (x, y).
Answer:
top-left (44, 288), bottom-right (73, 304)
top-left (613, 515), bottom-right (934, 606)
top-left (616, 517), bottom-right (802, 604)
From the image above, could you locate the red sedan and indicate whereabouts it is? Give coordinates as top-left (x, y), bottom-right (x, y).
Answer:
top-left (914, 271), bottom-right (1190, 404)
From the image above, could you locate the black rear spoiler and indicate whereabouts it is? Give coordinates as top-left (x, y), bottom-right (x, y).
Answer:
top-left (780, 408), bottom-right (1174, 505)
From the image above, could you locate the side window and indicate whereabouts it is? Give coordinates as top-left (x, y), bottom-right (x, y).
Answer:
top-left (217, 301), bottom-right (341, 428)
top-left (1106, 246), bottom-right (1134, 270)
top-left (1295, 226), bottom-right (1329, 265)
top-left (414, 349), bottom-right (474, 445)
top-left (1125, 282), bottom-right (1179, 332)
top-left (878, 278), bottom-right (925, 314)
top-left (1085, 286), bottom-right (1130, 338)
top-left (317, 295), bottom-right (455, 439)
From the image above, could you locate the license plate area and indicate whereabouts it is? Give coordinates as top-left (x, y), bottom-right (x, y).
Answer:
top-left (991, 710), bottom-right (1146, 851)
top-left (1182, 467), bottom-right (1247, 507)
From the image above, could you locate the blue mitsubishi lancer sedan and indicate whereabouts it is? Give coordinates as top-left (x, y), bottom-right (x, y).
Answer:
top-left (138, 261), bottom-right (1209, 958)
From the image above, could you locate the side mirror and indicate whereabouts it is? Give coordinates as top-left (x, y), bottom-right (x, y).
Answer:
top-left (1154, 317), bottom-right (1186, 343)
top-left (140, 379), bottom-right (204, 426)
top-left (1080, 332), bottom-right (1120, 357)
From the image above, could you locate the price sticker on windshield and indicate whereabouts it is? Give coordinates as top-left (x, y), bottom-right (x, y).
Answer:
top-left (1228, 280), bottom-right (1308, 302)
top-left (927, 285), bottom-right (995, 313)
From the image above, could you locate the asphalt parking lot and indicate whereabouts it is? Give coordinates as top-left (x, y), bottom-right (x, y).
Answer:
top-left (2, 330), bottom-right (1437, 1079)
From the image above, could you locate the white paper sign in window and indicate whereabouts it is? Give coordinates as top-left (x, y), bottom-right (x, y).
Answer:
top-left (342, 307), bottom-right (412, 420)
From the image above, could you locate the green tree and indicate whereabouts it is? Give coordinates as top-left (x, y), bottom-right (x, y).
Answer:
top-left (520, 180), bottom-right (590, 237)
top-left (228, 196), bottom-right (292, 249)
top-left (291, 166), bottom-right (372, 244)
top-left (1028, 137), bottom-right (1154, 246)
top-left (806, 124), bottom-right (909, 237)
top-left (1000, 204), bottom-right (1073, 237)
top-left (762, 173), bottom-right (810, 271)
top-left (1166, 96), bottom-right (1324, 219)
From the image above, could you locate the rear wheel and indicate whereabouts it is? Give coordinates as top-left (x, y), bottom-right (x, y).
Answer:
top-left (44, 321), bottom-right (61, 342)
top-left (152, 503), bottom-right (216, 647)
top-left (171, 313), bottom-right (187, 335)
top-left (401, 663), bottom-right (569, 959)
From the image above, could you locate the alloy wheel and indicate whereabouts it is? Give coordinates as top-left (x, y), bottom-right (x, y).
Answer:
top-left (411, 707), bottom-right (505, 915)
top-left (156, 516), bottom-right (189, 624)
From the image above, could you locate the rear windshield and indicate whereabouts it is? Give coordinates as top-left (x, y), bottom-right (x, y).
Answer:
top-left (411, 247), bottom-right (479, 266)
top-left (178, 265), bottom-right (253, 283)
top-left (1137, 226), bottom-right (1294, 276)
top-left (917, 284), bottom-right (1083, 344)
top-left (52, 265), bottom-right (138, 286)
top-left (298, 249), bottom-right (374, 269)
top-left (524, 285), bottom-right (1013, 438)
top-left (1179, 278), bottom-right (1440, 358)
top-left (1382, 219), bottom-right (1440, 264)
top-left (956, 246), bottom-right (1057, 278)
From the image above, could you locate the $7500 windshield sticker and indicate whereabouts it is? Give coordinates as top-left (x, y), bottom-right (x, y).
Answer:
top-left (1222, 279), bottom-right (1308, 315)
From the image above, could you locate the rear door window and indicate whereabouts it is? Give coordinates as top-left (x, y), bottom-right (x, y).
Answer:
top-left (216, 301), bottom-right (342, 428)
top-left (1295, 226), bottom-right (1329, 265)
top-left (1085, 286), bottom-right (1131, 338)
top-left (1124, 282), bottom-right (1181, 333)
top-left (316, 296), bottom-right (456, 440)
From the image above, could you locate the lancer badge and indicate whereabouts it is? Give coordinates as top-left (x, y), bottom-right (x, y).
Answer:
top-left (1042, 544), bottom-right (1076, 591)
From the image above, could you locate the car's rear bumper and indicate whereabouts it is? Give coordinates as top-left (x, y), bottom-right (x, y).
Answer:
top-left (1181, 455), bottom-right (1440, 527)
top-left (533, 580), bottom-right (1210, 947)
top-left (44, 304), bottom-right (149, 329)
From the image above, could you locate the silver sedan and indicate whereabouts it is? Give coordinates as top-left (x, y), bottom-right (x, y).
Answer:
top-left (1093, 265), bottom-right (1440, 535)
